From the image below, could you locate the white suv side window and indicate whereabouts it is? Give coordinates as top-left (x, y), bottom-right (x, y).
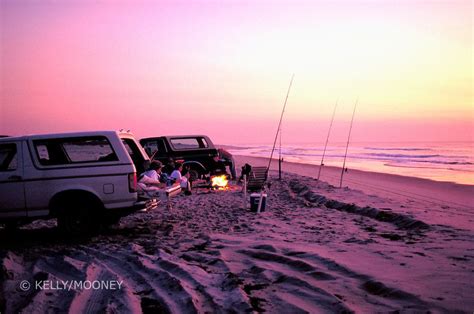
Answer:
top-left (33, 137), bottom-right (118, 166)
top-left (0, 144), bottom-right (17, 171)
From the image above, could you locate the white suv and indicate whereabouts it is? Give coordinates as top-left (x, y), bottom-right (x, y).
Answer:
top-left (0, 131), bottom-right (154, 233)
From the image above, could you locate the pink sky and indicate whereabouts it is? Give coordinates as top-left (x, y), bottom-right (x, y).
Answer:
top-left (0, 0), bottom-right (472, 144)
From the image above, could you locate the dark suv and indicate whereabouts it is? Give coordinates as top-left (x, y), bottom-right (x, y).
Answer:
top-left (140, 135), bottom-right (221, 179)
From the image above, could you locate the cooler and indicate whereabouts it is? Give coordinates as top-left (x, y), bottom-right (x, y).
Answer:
top-left (250, 193), bottom-right (267, 212)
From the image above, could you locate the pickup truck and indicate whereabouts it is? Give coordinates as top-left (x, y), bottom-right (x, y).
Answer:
top-left (0, 131), bottom-right (155, 233)
top-left (140, 135), bottom-right (223, 180)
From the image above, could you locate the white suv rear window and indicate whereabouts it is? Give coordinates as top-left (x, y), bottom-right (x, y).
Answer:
top-left (34, 137), bottom-right (118, 165)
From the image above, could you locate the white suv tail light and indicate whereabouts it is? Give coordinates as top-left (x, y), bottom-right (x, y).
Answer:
top-left (128, 172), bottom-right (137, 193)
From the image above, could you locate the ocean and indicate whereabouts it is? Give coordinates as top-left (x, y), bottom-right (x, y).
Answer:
top-left (226, 142), bottom-right (474, 185)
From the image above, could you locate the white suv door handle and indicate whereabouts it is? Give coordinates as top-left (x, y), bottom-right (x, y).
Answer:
top-left (8, 175), bottom-right (22, 181)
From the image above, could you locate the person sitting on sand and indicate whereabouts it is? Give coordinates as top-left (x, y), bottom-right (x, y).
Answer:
top-left (141, 161), bottom-right (164, 184)
top-left (137, 161), bottom-right (168, 200)
top-left (170, 162), bottom-right (192, 195)
top-left (156, 158), bottom-right (174, 186)
top-left (163, 157), bottom-right (175, 176)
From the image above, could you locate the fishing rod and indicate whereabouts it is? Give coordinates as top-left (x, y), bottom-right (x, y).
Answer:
top-left (317, 99), bottom-right (338, 181)
top-left (267, 74), bottom-right (294, 172)
top-left (256, 74), bottom-right (294, 214)
top-left (339, 99), bottom-right (357, 188)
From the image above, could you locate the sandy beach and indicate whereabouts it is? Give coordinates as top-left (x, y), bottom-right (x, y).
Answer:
top-left (1, 156), bottom-right (473, 313)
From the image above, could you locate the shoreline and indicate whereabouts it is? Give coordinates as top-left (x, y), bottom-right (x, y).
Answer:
top-left (233, 154), bottom-right (473, 187)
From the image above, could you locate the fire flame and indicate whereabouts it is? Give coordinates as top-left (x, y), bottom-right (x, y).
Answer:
top-left (211, 175), bottom-right (229, 189)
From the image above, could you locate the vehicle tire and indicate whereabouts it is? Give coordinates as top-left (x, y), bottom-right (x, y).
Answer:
top-left (57, 199), bottom-right (101, 235)
top-left (188, 169), bottom-right (200, 182)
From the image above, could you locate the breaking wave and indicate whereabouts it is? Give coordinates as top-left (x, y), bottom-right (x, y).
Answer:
top-left (364, 147), bottom-right (430, 151)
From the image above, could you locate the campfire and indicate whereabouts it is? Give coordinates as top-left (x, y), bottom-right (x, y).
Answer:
top-left (211, 174), bottom-right (229, 190)
top-left (193, 174), bottom-right (234, 192)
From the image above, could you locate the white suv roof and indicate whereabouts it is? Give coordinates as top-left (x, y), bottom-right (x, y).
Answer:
top-left (0, 130), bottom-right (133, 142)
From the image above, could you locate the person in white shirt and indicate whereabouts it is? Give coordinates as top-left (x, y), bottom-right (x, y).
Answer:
top-left (138, 161), bottom-right (166, 198)
top-left (141, 161), bottom-right (163, 183)
top-left (170, 162), bottom-right (192, 195)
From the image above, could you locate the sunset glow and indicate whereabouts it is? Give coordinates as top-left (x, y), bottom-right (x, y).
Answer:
top-left (1, 0), bottom-right (472, 144)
